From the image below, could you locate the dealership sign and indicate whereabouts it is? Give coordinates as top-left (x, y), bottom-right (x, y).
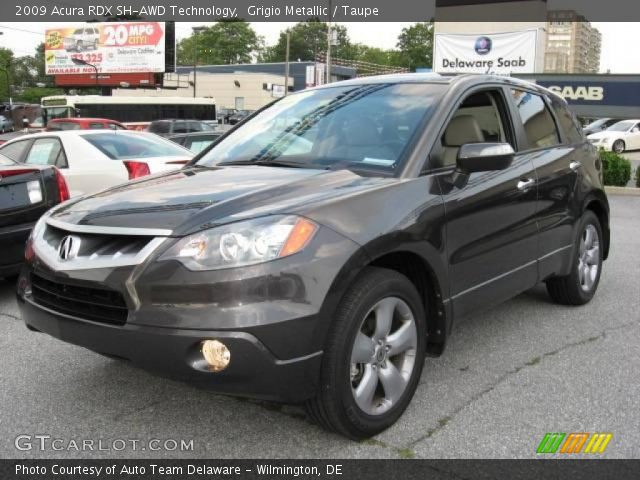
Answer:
top-left (45, 22), bottom-right (166, 75)
top-left (434, 30), bottom-right (538, 74)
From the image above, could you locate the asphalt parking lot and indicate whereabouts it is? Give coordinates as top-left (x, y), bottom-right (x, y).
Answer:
top-left (1, 195), bottom-right (638, 459)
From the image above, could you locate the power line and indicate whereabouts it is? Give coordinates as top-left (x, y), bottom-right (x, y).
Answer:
top-left (0, 25), bottom-right (44, 36)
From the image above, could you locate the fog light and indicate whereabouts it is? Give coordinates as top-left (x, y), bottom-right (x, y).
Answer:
top-left (201, 340), bottom-right (231, 372)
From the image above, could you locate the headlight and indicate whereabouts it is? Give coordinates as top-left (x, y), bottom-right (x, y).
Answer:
top-left (158, 215), bottom-right (318, 271)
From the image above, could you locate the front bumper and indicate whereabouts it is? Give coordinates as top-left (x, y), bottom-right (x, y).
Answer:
top-left (17, 224), bottom-right (362, 402)
top-left (18, 293), bottom-right (322, 402)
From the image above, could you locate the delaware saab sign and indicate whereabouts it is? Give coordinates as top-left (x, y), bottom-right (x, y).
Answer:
top-left (434, 30), bottom-right (538, 74)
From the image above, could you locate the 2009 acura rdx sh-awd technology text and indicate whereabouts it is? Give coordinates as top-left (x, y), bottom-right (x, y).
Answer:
top-left (16, 74), bottom-right (609, 439)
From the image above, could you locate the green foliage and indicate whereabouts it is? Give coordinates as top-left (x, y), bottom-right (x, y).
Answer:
top-left (260, 20), bottom-right (352, 63)
top-left (599, 149), bottom-right (631, 186)
top-left (343, 44), bottom-right (406, 67)
top-left (18, 87), bottom-right (64, 104)
top-left (0, 47), bottom-right (14, 102)
top-left (177, 20), bottom-right (262, 66)
top-left (396, 22), bottom-right (434, 71)
top-left (636, 165), bottom-right (640, 188)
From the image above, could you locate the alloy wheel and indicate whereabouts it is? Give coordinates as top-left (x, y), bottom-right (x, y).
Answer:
top-left (613, 140), bottom-right (624, 153)
top-left (350, 297), bottom-right (417, 416)
top-left (578, 224), bottom-right (600, 292)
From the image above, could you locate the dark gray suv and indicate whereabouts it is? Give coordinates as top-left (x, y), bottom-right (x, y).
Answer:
top-left (17, 74), bottom-right (609, 439)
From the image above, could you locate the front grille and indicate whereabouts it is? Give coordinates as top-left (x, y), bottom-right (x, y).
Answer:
top-left (31, 274), bottom-right (128, 325)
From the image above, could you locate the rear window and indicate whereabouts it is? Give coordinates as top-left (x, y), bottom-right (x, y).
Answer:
top-left (148, 122), bottom-right (170, 134)
top-left (81, 133), bottom-right (189, 160)
top-left (48, 121), bottom-right (81, 131)
top-left (0, 153), bottom-right (15, 166)
top-left (0, 140), bottom-right (31, 161)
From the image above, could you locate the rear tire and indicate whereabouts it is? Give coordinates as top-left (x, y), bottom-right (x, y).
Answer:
top-left (306, 267), bottom-right (427, 439)
top-left (546, 211), bottom-right (603, 305)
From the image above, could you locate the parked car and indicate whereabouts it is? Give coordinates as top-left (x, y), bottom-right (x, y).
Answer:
top-left (46, 118), bottom-right (127, 131)
top-left (0, 152), bottom-right (69, 279)
top-left (227, 110), bottom-right (252, 125)
top-left (587, 119), bottom-right (640, 153)
top-left (582, 118), bottom-right (621, 136)
top-left (63, 26), bottom-right (99, 52)
top-left (148, 119), bottom-right (215, 137)
top-left (0, 130), bottom-right (193, 197)
top-left (217, 108), bottom-right (238, 124)
top-left (17, 74), bottom-right (609, 439)
top-left (0, 115), bottom-right (14, 133)
top-left (167, 132), bottom-right (222, 153)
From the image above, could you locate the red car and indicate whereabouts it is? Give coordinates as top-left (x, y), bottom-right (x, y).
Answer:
top-left (46, 118), bottom-right (127, 131)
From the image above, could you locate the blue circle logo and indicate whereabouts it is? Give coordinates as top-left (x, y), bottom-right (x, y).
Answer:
top-left (475, 36), bottom-right (492, 55)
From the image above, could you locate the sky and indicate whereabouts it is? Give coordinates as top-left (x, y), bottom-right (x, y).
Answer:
top-left (0, 22), bottom-right (638, 73)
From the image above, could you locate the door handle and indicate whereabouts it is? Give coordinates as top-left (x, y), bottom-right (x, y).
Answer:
top-left (517, 178), bottom-right (535, 191)
top-left (570, 161), bottom-right (582, 171)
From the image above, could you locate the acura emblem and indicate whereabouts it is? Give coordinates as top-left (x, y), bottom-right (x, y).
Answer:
top-left (58, 235), bottom-right (80, 261)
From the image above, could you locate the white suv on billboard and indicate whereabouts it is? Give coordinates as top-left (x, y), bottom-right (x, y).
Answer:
top-left (64, 27), bottom-right (99, 52)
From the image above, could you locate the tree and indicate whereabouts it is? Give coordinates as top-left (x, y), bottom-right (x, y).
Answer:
top-left (261, 20), bottom-right (351, 63)
top-left (343, 44), bottom-right (406, 67)
top-left (0, 48), bottom-right (14, 103)
top-left (177, 20), bottom-right (262, 65)
top-left (396, 22), bottom-right (434, 71)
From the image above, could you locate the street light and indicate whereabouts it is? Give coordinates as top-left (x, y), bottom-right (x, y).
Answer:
top-left (71, 57), bottom-right (99, 90)
top-left (192, 26), bottom-right (206, 98)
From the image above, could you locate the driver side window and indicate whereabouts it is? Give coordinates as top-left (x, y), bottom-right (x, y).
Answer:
top-left (430, 90), bottom-right (510, 169)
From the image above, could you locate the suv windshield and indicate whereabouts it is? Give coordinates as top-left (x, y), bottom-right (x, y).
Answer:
top-left (196, 83), bottom-right (445, 173)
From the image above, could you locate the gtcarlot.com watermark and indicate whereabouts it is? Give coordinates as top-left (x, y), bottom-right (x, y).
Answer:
top-left (15, 434), bottom-right (194, 452)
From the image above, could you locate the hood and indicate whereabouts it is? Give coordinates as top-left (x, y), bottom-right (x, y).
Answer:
top-left (49, 166), bottom-right (395, 234)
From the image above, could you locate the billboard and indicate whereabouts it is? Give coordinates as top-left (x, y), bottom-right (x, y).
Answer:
top-left (45, 22), bottom-right (167, 75)
top-left (434, 30), bottom-right (538, 74)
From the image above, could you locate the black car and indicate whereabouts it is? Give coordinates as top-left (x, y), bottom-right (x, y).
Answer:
top-left (0, 153), bottom-right (69, 279)
top-left (148, 119), bottom-right (214, 137)
top-left (227, 110), bottom-right (252, 125)
top-left (17, 74), bottom-right (609, 439)
top-left (167, 132), bottom-right (222, 153)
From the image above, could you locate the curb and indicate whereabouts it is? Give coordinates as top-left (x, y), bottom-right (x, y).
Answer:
top-left (605, 186), bottom-right (640, 196)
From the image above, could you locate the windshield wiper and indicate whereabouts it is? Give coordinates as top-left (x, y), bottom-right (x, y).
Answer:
top-left (218, 159), bottom-right (307, 168)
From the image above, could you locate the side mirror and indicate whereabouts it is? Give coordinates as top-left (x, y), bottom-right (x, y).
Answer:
top-left (456, 143), bottom-right (515, 173)
top-left (632, 127), bottom-right (639, 133)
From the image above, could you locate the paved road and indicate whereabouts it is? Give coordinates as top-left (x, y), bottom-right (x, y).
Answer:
top-left (1, 196), bottom-right (638, 459)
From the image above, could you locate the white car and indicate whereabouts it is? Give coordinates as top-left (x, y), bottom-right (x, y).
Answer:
top-left (0, 130), bottom-right (194, 197)
top-left (587, 119), bottom-right (640, 153)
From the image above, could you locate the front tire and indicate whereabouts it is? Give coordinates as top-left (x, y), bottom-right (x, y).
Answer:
top-left (546, 211), bottom-right (603, 305)
top-left (612, 140), bottom-right (625, 153)
top-left (306, 267), bottom-right (427, 439)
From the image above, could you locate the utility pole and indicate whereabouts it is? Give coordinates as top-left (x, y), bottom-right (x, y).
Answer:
top-left (192, 26), bottom-right (206, 98)
top-left (284, 30), bottom-right (290, 96)
top-left (326, 0), bottom-right (332, 84)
